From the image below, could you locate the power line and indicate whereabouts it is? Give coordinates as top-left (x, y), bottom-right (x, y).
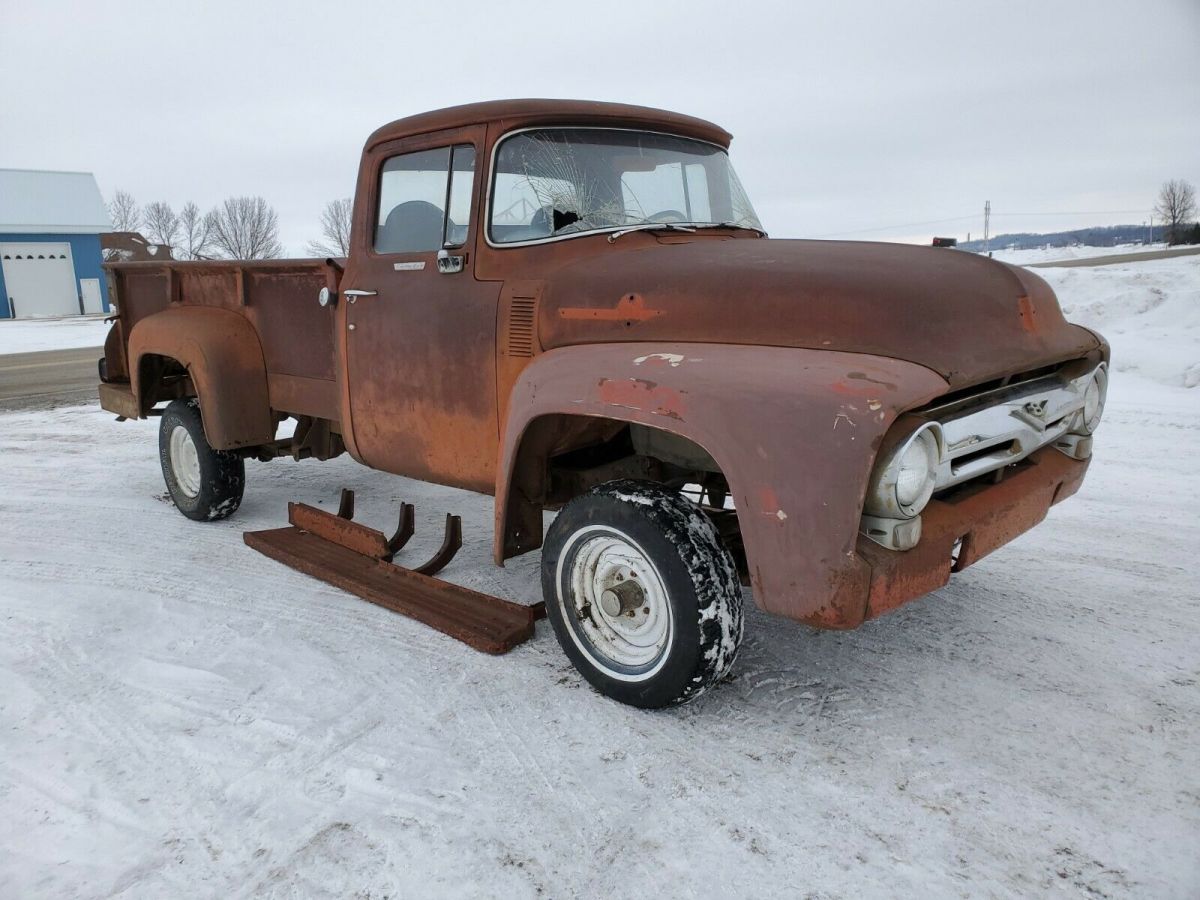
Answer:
top-left (991, 209), bottom-right (1152, 217)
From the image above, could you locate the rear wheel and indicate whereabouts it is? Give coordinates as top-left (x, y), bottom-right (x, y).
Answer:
top-left (541, 480), bottom-right (744, 708)
top-left (158, 398), bottom-right (245, 521)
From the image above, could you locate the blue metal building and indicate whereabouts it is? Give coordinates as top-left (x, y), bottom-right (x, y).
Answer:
top-left (0, 169), bottom-right (112, 318)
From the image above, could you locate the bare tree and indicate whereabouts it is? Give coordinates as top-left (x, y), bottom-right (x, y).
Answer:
top-left (177, 202), bottom-right (216, 260)
top-left (107, 189), bottom-right (141, 233)
top-left (208, 196), bottom-right (283, 259)
top-left (1155, 179), bottom-right (1197, 245)
top-left (142, 201), bottom-right (181, 248)
top-left (304, 197), bottom-right (353, 257)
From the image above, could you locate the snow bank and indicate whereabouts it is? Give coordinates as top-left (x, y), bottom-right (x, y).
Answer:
top-left (989, 243), bottom-right (1167, 266)
top-left (0, 315), bottom-right (109, 354)
top-left (1037, 255), bottom-right (1200, 388)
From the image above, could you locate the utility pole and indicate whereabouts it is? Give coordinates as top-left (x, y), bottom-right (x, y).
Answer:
top-left (983, 200), bottom-right (991, 257)
top-left (1148, 216), bottom-right (1153, 245)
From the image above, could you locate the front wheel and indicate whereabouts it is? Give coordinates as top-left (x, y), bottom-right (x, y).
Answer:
top-left (158, 398), bottom-right (245, 521)
top-left (541, 481), bottom-right (744, 708)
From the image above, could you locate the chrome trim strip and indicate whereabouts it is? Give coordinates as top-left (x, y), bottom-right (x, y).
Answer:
top-left (928, 363), bottom-right (1104, 491)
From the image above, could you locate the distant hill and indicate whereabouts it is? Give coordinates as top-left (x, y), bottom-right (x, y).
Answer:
top-left (959, 224), bottom-right (1160, 252)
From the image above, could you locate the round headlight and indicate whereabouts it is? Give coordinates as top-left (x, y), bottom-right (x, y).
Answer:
top-left (1078, 366), bottom-right (1107, 434)
top-left (864, 424), bottom-right (942, 519)
top-left (897, 431), bottom-right (939, 507)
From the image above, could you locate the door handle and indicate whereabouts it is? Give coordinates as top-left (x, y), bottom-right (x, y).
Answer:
top-left (343, 288), bottom-right (377, 304)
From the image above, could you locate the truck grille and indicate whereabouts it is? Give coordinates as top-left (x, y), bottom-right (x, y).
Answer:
top-left (922, 362), bottom-right (1101, 492)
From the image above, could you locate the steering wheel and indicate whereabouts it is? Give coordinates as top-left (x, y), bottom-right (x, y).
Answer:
top-left (647, 209), bottom-right (687, 224)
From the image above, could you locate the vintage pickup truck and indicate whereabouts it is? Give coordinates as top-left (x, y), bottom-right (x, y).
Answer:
top-left (98, 99), bottom-right (1108, 707)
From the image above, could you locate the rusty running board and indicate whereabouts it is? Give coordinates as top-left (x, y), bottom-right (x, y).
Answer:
top-left (243, 489), bottom-right (544, 654)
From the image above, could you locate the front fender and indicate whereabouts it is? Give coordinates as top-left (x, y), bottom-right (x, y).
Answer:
top-left (496, 343), bottom-right (948, 627)
top-left (129, 306), bottom-right (273, 449)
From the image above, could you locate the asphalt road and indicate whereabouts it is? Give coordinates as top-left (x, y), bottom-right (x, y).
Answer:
top-left (1029, 245), bottom-right (1200, 268)
top-left (0, 346), bottom-right (102, 410)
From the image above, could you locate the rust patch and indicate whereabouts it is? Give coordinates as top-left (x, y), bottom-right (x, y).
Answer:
top-left (597, 377), bottom-right (685, 419)
top-left (1017, 295), bottom-right (1039, 334)
top-left (559, 293), bottom-right (665, 322)
top-left (756, 486), bottom-right (788, 520)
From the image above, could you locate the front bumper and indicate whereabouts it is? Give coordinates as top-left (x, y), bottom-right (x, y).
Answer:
top-left (853, 446), bottom-right (1090, 621)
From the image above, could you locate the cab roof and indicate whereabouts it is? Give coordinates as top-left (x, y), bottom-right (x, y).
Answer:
top-left (365, 99), bottom-right (732, 151)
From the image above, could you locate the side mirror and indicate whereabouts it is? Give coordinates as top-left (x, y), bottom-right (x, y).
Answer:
top-left (318, 286), bottom-right (336, 307)
top-left (437, 248), bottom-right (465, 275)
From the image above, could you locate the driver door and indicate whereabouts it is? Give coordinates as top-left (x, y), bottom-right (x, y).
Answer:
top-left (340, 125), bottom-right (500, 493)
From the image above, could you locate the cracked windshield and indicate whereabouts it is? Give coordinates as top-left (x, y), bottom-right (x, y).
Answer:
top-left (489, 128), bottom-right (762, 243)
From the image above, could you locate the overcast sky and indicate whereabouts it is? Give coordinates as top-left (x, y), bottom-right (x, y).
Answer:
top-left (2, 0), bottom-right (1197, 253)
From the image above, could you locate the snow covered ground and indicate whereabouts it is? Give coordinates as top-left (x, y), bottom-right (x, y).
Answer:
top-left (0, 315), bottom-right (109, 354)
top-left (2, 261), bottom-right (1198, 898)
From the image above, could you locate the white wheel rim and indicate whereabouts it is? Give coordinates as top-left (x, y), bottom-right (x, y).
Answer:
top-left (556, 525), bottom-right (673, 680)
top-left (169, 425), bottom-right (202, 498)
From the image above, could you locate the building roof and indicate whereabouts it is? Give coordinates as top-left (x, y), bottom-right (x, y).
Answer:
top-left (0, 168), bottom-right (112, 234)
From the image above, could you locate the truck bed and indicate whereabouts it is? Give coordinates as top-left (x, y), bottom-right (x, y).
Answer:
top-left (102, 258), bottom-right (343, 422)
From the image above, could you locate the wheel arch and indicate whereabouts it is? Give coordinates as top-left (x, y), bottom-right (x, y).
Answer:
top-left (128, 306), bottom-right (274, 449)
top-left (495, 343), bottom-right (950, 627)
top-left (497, 409), bottom-right (731, 562)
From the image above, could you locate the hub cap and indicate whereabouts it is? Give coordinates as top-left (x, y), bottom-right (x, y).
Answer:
top-left (557, 526), bottom-right (672, 679)
top-left (169, 425), bottom-right (201, 498)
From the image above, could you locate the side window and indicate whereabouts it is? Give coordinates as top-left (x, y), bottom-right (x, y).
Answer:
top-left (374, 144), bottom-right (476, 253)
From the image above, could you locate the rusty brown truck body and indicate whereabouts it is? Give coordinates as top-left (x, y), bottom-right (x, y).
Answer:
top-left (99, 100), bottom-right (1109, 707)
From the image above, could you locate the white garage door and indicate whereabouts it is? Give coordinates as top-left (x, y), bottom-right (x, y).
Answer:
top-left (1, 242), bottom-right (80, 318)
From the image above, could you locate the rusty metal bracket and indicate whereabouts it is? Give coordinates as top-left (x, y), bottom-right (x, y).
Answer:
top-left (386, 503), bottom-right (416, 559)
top-left (411, 514), bottom-right (462, 576)
top-left (337, 487), bottom-right (355, 519)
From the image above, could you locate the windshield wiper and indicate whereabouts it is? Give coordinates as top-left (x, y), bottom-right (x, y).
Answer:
top-left (607, 222), bottom-right (697, 242)
top-left (607, 221), bottom-right (767, 242)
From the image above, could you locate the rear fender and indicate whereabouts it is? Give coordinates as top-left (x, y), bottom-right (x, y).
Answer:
top-left (129, 306), bottom-right (273, 449)
top-left (496, 343), bottom-right (948, 627)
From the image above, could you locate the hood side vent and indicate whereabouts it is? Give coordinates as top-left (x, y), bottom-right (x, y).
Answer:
top-left (508, 296), bottom-right (537, 357)
top-left (501, 281), bottom-right (543, 358)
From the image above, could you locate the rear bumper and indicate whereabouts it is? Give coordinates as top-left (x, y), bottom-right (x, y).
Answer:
top-left (853, 446), bottom-right (1089, 621)
top-left (98, 381), bottom-right (139, 419)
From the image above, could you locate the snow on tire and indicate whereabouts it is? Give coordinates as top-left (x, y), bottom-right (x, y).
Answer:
top-left (158, 398), bottom-right (245, 522)
top-left (541, 480), bottom-right (744, 708)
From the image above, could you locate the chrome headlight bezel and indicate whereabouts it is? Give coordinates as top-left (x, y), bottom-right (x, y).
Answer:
top-left (864, 422), bottom-right (943, 520)
top-left (1075, 364), bottom-right (1107, 434)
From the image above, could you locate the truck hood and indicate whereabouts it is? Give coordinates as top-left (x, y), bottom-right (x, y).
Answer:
top-left (536, 238), bottom-right (1099, 389)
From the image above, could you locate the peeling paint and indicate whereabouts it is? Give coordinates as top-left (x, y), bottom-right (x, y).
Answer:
top-left (634, 352), bottom-right (685, 368)
top-left (597, 377), bottom-right (686, 419)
